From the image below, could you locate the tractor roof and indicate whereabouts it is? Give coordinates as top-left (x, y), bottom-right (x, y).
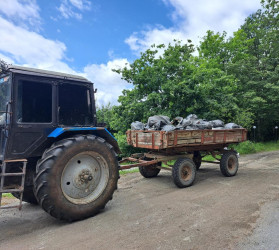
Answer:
top-left (8, 65), bottom-right (91, 83)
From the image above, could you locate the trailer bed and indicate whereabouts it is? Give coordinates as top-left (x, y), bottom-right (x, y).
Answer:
top-left (126, 128), bottom-right (247, 150)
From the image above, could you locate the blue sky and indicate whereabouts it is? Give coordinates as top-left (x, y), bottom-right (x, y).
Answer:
top-left (0, 0), bottom-right (262, 106)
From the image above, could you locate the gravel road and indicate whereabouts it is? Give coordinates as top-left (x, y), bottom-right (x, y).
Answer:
top-left (1, 151), bottom-right (279, 250)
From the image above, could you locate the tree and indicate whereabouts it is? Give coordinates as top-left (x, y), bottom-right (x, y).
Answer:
top-left (112, 41), bottom-right (244, 134)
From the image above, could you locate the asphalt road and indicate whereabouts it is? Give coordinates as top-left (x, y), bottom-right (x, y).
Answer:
top-left (1, 151), bottom-right (279, 250)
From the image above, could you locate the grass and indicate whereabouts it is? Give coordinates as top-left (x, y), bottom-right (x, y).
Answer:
top-left (119, 168), bottom-right (139, 175)
top-left (1, 193), bottom-right (13, 198)
top-left (202, 141), bottom-right (279, 161)
top-left (233, 140), bottom-right (279, 155)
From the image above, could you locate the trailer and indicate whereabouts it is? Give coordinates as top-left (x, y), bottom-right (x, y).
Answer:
top-left (120, 128), bottom-right (247, 188)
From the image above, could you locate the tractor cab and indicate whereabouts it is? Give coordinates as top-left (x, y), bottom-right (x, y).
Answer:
top-left (0, 65), bottom-right (98, 161)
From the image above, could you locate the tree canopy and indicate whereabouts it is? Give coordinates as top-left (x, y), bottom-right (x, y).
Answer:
top-left (97, 0), bottom-right (278, 145)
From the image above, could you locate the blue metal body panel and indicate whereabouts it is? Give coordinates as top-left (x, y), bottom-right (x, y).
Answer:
top-left (48, 127), bottom-right (117, 141)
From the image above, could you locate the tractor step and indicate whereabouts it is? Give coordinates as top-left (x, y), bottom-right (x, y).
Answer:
top-left (0, 159), bottom-right (27, 210)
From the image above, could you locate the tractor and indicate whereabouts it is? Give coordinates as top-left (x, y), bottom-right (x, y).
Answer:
top-left (0, 64), bottom-right (120, 221)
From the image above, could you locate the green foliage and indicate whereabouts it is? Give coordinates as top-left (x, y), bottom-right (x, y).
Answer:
top-left (114, 132), bottom-right (146, 157)
top-left (234, 141), bottom-right (257, 154)
top-left (96, 103), bottom-right (114, 129)
top-left (100, 0), bottom-right (278, 150)
top-left (2, 193), bottom-right (13, 198)
top-left (234, 140), bottom-right (279, 154)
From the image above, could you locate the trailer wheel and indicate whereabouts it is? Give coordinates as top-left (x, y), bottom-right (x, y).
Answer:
top-left (172, 158), bottom-right (196, 188)
top-left (34, 134), bottom-right (119, 221)
top-left (193, 151), bottom-right (202, 170)
top-left (220, 151), bottom-right (238, 177)
top-left (139, 163), bottom-right (161, 178)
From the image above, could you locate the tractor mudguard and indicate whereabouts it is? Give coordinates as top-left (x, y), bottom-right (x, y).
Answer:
top-left (48, 127), bottom-right (121, 154)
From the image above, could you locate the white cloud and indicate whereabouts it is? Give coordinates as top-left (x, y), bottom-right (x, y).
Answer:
top-left (0, 10), bottom-right (128, 106)
top-left (126, 0), bottom-right (262, 53)
top-left (69, 0), bottom-right (91, 10)
top-left (0, 16), bottom-right (77, 75)
top-left (58, 0), bottom-right (91, 20)
top-left (83, 59), bottom-right (131, 107)
top-left (0, 0), bottom-right (41, 29)
top-left (125, 26), bottom-right (189, 55)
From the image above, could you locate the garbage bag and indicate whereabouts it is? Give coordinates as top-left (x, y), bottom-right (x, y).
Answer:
top-left (131, 121), bottom-right (144, 130)
top-left (162, 124), bottom-right (176, 132)
top-left (224, 123), bottom-right (242, 129)
top-left (172, 117), bottom-right (183, 126)
top-left (192, 119), bottom-right (213, 129)
top-left (147, 115), bottom-right (171, 130)
top-left (180, 118), bottom-right (192, 127)
top-left (186, 125), bottom-right (199, 130)
top-left (174, 117), bottom-right (192, 129)
top-left (209, 120), bottom-right (224, 128)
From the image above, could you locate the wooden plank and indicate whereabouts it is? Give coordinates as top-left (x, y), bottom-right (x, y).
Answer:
top-left (127, 129), bottom-right (247, 150)
top-left (174, 132), bottom-right (178, 146)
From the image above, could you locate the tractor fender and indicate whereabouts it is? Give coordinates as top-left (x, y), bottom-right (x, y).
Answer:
top-left (48, 127), bottom-right (121, 154)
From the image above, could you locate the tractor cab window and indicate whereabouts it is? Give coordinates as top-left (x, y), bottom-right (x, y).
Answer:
top-left (0, 75), bottom-right (11, 125)
top-left (17, 81), bottom-right (52, 123)
top-left (58, 84), bottom-right (93, 126)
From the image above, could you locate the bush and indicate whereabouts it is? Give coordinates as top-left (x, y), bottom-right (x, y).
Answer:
top-left (234, 141), bottom-right (257, 154)
top-left (114, 132), bottom-right (146, 158)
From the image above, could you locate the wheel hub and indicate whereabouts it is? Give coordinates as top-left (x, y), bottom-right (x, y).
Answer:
top-left (61, 152), bottom-right (109, 204)
top-left (181, 166), bottom-right (192, 181)
top-left (78, 169), bottom-right (93, 184)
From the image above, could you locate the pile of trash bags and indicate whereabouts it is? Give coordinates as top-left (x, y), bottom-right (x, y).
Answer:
top-left (131, 114), bottom-right (242, 132)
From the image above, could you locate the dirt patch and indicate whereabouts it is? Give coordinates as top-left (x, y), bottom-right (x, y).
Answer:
top-left (1, 196), bottom-right (16, 206)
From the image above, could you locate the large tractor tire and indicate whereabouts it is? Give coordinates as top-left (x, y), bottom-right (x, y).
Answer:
top-left (34, 135), bottom-right (119, 221)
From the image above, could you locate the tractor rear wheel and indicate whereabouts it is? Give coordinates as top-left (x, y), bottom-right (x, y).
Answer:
top-left (34, 134), bottom-right (119, 221)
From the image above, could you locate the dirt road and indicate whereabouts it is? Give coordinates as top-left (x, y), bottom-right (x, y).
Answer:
top-left (1, 151), bottom-right (279, 250)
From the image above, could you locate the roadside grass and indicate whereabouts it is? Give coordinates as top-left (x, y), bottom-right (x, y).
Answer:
top-left (233, 140), bottom-right (279, 155)
top-left (120, 168), bottom-right (139, 175)
top-left (2, 193), bottom-right (13, 198)
top-left (202, 141), bottom-right (279, 161)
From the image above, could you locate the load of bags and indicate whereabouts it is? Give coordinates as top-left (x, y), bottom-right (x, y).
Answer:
top-left (131, 114), bottom-right (242, 131)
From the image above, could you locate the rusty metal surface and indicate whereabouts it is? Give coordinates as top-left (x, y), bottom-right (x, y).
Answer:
top-left (126, 128), bottom-right (247, 151)
top-left (0, 160), bottom-right (27, 210)
top-left (119, 153), bottom-right (191, 170)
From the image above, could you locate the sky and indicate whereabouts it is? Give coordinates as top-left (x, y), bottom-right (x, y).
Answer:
top-left (0, 0), bottom-right (262, 106)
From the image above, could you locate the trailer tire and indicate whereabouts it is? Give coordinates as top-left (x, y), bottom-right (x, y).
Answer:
top-left (193, 151), bottom-right (202, 170)
top-left (172, 158), bottom-right (196, 188)
top-left (220, 151), bottom-right (238, 177)
top-left (34, 134), bottom-right (119, 221)
top-left (139, 163), bottom-right (161, 178)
